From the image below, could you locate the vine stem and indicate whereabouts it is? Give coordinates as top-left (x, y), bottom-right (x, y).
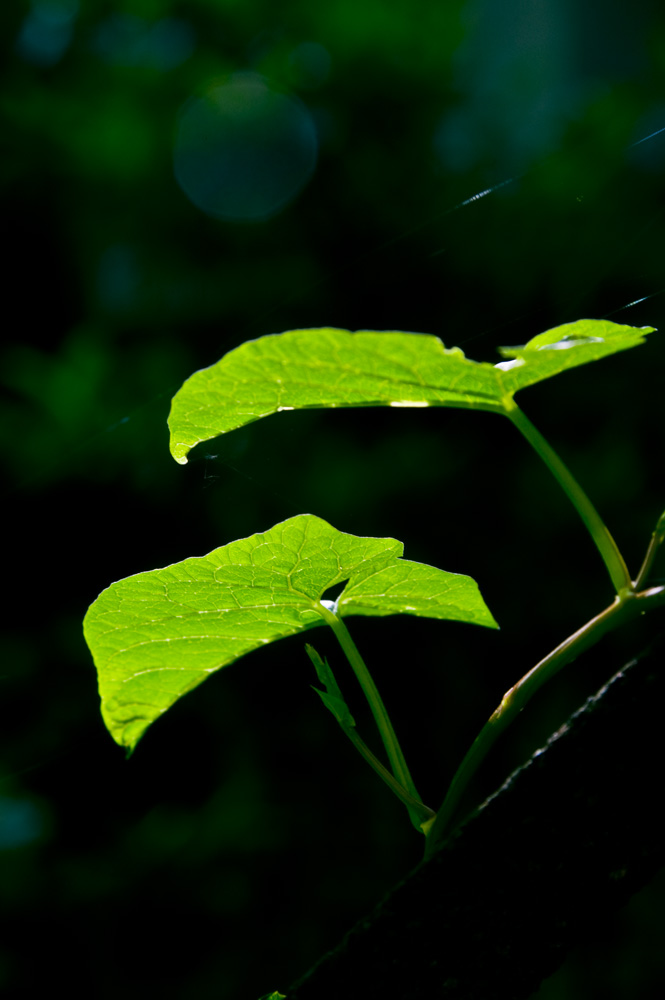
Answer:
top-left (634, 510), bottom-right (665, 591)
top-left (342, 727), bottom-right (436, 826)
top-left (507, 404), bottom-right (632, 594)
top-left (425, 583), bottom-right (665, 857)
top-left (316, 602), bottom-right (425, 828)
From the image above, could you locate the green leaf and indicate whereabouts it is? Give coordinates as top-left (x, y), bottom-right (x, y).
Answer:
top-left (494, 319), bottom-right (654, 394)
top-left (307, 644), bottom-right (356, 728)
top-left (168, 320), bottom-right (654, 463)
top-left (84, 514), bottom-right (497, 751)
top-left (312, 686), bottom-right (356, 728)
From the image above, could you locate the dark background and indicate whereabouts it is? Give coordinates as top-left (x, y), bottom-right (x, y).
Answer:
top-left (1, 1), bottom-right (665, 997)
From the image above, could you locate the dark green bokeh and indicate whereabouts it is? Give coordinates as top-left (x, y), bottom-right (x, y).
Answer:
top-left (1, 1), bottom-right (664, 996)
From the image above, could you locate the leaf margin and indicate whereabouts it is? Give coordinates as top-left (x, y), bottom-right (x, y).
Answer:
top-left (83, 514), bottom-right (497, 751)
top-left (168, 320), bottom-right (655, 464)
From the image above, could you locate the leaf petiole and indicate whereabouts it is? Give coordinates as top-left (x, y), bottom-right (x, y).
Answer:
top-left (306, 645), bottom-right (435, 828)
top-left (314, 605), bottom-right (429, 831)
top-left (507, 404), bottom-right (632, 594)
top-left (344, 727), bottom-right (436, 829)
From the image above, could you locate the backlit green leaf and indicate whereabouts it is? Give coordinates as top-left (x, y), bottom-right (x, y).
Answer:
top-left (494, 319), bottom-right (653, 394)
top-left (84, 514), bottom-right (497, 751)
top-left (168, 320), bottom-right (654, 463)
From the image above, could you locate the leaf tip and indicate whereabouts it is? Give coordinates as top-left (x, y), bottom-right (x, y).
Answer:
top-left (168, 431), bottom-right (191, 464)
top-left (122, 728), bottom-right (146, 757)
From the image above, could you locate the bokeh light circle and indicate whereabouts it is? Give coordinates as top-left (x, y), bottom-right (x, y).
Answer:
top-left (173, 73), bottom-right (318, 222)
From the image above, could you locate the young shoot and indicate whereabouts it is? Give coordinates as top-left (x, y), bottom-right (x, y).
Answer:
top-left (84, 317), bottom-right (663, 860)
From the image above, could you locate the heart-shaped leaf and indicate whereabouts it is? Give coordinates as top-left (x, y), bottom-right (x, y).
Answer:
top-left (168, 320), bottom-right (654, 463)
top-left (84, 514), bottom-right (497, 751)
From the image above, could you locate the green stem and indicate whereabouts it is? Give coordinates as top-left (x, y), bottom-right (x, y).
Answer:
top-left (307, 642), bottom-right (435, 829)
top-left (343, 727), bottom-right (436, 827)
top-left (507, 404), bottom-right (631, 594)
top-left (425, 583), bottom-right (665, 857)
top-left (634, 509), bottom-right (665, 591)
top-left (317, 603), bottom-right (424, 820)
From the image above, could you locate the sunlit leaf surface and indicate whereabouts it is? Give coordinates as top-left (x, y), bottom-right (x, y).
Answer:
top-left (84, 514), bottom-right (497, 750)
top-left (169, 320), bottom-right (654, 463)
top-left (494, 319), bottom-right (653, 394)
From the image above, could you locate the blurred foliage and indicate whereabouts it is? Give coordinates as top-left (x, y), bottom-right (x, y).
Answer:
top-left (1, 0), bottom-right (665, 997)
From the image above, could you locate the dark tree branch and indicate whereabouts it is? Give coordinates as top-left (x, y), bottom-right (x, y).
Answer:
top-left (286, 632), bottom-right (665, 1000)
